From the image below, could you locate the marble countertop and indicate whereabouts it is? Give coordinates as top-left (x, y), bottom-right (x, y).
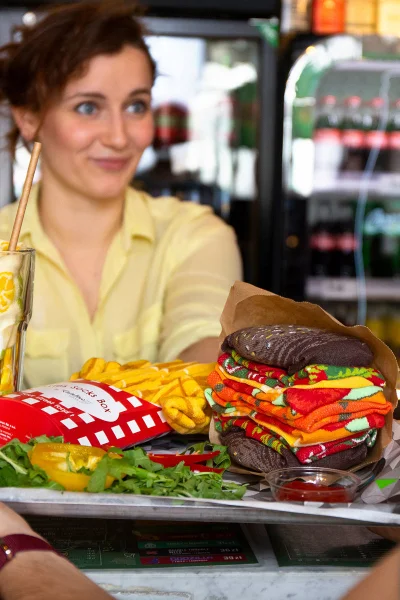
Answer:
top-left (86, 524), bottom-right (369, 600)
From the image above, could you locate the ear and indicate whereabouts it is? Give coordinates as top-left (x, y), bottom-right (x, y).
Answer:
top-left (10, 107), bottom-right (40, 142)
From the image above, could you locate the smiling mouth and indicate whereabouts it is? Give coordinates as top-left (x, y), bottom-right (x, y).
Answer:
top-left (91, 157), bottom-right (131, 172)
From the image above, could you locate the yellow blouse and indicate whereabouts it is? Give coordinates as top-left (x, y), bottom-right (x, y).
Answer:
top-left (0, 186), bottom-right (242, 388)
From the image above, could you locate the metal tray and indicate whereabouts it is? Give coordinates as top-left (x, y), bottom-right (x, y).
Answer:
top-left (1, 487), bottom-right (400, 527)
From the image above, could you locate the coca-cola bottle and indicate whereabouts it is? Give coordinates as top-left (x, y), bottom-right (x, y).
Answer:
top-left (309, 204), bottom-right (336, 277)
top-left (363, 97), bottom-right (389, 173)
top-left (387, 99), bottom-right (400, 185)
top-left (336, 204), bottom-right (358, 278)
top-left (313, 95), bottom-right (342, 182)
top-left (340, 96), bottom-right (365, 174)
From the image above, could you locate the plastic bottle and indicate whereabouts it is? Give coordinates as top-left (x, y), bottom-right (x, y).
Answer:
top-left (313, 95), bottom-right (342, 180)
top-left (345, 0), bottom-right (377, 35)
top-left (336, 204), bottom-right (358, 278)
top-left (309, 204), bottom-right (336, 276)
top-left (377, 0), bottom-right (400, 37)
top-left (312, 0), bottom-right (345, 34)
top-left (366, 305), bottom-right (387, 341)
top-left (363, 97), bottom-right (389, 173)
top-left (387, 99), bottom-right (400, 186)
top-left (340, 96), bottom-right (365, 174)
top-left (281, 0), bottom-right (312, 33)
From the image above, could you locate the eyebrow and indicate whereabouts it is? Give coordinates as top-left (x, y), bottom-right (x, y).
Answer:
top-left (65, 88), bottom-right (152, 101)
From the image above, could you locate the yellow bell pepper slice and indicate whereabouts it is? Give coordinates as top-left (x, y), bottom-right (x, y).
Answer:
top-left (29, 443), bottom-right (114, 492)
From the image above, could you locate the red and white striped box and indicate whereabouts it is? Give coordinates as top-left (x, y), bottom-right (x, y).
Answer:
top-left (0, 380), bottom-right (171, 447)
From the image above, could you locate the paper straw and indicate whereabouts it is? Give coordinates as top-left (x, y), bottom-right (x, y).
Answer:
top-left (8, 141), bottom-right (41, 252)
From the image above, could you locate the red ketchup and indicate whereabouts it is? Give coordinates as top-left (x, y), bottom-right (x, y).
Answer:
top-left (276, 480), bottom-right (352, 503)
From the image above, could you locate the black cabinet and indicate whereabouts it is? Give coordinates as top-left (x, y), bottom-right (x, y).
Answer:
top-left (0, 0), bottom-right (280, 18)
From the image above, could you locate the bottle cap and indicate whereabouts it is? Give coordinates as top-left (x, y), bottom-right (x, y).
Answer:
top-left (345, 96), bottom-right (362, 107)
top-left (319, 95), bottom-right (336, 106)
top-left (370, 97), bottom-right (385, 108)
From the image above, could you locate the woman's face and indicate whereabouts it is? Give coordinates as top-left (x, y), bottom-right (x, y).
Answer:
top-left (27, 46), bottom-right (154, 201)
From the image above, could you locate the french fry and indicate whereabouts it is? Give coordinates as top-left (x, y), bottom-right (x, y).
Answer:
top-left (104, 361), bottom-right (121, 373)
top-left (70, 356), bottom-right (216, 435)
top-left (122, 360), bottom-right (151, 370)
top-left (79, 357), bottom-right (106, 379)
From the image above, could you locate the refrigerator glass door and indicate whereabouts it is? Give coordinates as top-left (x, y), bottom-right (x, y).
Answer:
top-left (282, 34), bottom-right (400, 367)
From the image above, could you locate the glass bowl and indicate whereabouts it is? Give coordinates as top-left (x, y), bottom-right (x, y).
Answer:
top-left (266, 467), bottom-right (361, 503)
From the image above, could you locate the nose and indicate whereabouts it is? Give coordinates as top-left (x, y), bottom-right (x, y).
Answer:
top-left (102, 111), bottom-right (129, 150)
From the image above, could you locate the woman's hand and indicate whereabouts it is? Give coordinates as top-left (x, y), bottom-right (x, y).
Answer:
top-left (179, 337), bottom-right (220, 363)
top-left (369, 526), bottom-right (400, 544)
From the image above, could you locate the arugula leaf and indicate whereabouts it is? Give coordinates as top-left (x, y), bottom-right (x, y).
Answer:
top-left (0, 437), bottom-right (246, 500)
top-left (30, 435), bottom-right (64, 445)
top-left (87, 456), bottom-right (109, 493)
top-left (0, 450), bottom-right (27, 475)
top-left (0, 437), bottom-right (64, 490)
top-left (184, 441), bottom-right (231, 470)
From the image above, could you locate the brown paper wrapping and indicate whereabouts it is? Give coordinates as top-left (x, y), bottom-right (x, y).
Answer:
top-left (210, 281), bottom-right (399, 475)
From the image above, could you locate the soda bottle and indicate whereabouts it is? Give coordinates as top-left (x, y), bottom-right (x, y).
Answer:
top-left (386, 308), bottom-right (400, 358)
top-left (363, 200), bottom-right (382, 277)
top-left (363, 97), bottom-right (389, 173)
top-left (312, 0), bottom-right (345, 34)
top-left (387, 99), bottom-right (400, 185)
top-left (329, 206), bottom-right (342, 277)
top-left (313, 95), bottom-right (342, 181)
top-left (336, 204), bottom-right (358, 278)
top-left (340, 96), bottom-right (365, 173)
top-left (345, 0), bottom-right (377, 35)
top-left (366, 200), bottom-right (399, 278)
top-left (309, 204), bottom-right (336, 276)
top-left (366, 305), bottom-right (387, 341)
top-left (377, 0), bottom-right (400, 37)
top-left (281, 0), bottom-right (312, 33)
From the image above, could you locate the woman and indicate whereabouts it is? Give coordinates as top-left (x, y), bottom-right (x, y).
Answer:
top-left (0, 1), bottom-right (242, 388)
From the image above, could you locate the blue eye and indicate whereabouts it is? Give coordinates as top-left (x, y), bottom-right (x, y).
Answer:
top-left (75, 102), bottom-right (98, 115)
top-left (126, 100), bottom-right (148, 114)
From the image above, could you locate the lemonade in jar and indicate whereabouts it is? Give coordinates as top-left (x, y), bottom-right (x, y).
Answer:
top-left (0, 243), bottom-right (35, 394)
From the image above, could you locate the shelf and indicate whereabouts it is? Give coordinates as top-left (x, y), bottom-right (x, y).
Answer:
top-left (306, 277), bottom-right (400, 301)
top-left (312, 173), bottom-right (400, 199)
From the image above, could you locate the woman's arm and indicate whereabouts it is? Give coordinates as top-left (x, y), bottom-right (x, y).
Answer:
top-left (179, 337), bottom-right (220, 363)
top-left (0, 503), bottom-right (114, 600)
top-left (159, 212), bottom-right (242, 363)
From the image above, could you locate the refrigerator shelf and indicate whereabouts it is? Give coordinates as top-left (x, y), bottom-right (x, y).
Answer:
top-left (306, 277), bottom-right (400, 301)
top-left (313, 174), bottom-right (400, 199)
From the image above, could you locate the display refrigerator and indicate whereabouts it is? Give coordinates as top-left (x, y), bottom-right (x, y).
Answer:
top-left (278, 33), bottom-right (400, 368)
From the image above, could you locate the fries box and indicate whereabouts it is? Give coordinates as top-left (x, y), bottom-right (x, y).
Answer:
top-left (0, 380), bottom-right (172, 447)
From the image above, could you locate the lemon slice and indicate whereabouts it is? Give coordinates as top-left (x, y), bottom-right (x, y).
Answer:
top-left (0, 322), bottom-right (18, 355)
top-left (0, 347), bottom-right (13, 393)
top-left (0, 241), bottom-right (23, 251)
top-left (0, 273), bottom-right (15, 313)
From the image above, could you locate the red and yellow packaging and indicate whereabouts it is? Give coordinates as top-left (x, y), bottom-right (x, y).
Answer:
top-left (0, 380), bottom-right (172, 448)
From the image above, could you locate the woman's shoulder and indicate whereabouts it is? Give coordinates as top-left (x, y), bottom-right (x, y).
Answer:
top-left (127, 188), bottom-right (226, 232)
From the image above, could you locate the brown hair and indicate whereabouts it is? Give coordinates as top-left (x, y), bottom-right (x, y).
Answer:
top-left (0, 0), bottom-right (156, 154)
